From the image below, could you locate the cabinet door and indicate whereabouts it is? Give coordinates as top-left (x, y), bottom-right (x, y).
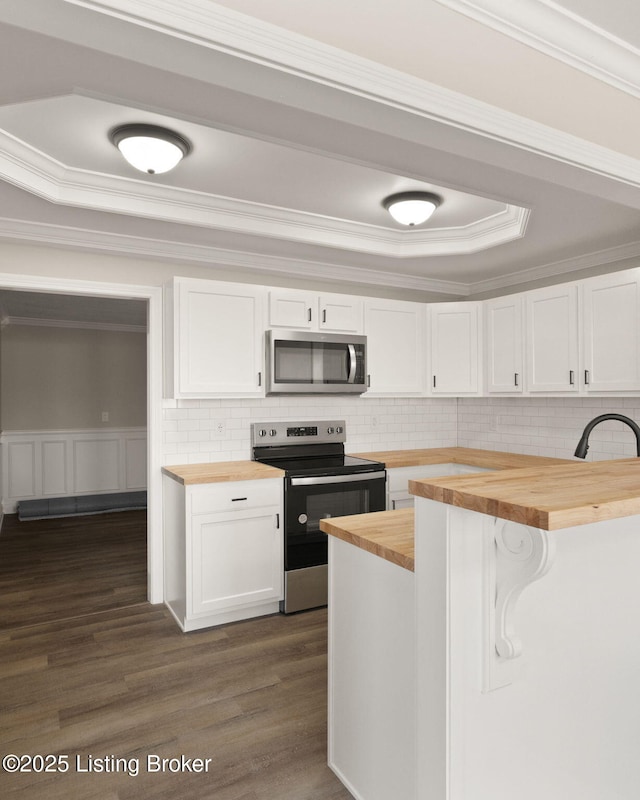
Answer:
top-left (364, 299), bottom-right (425, 395)
top-left (430, 302), bottom-right (481, 394)
top-left (176, 279), bottom-right (264, 396)
top-left (318, 294), bottom-right (363, 333)
top-left (485, 295), bottom-right (524, 393)
top-left (525, 284), bottom-right (579, 393)
top-left (268, 289), bottom-right (316, 329)
top-left (582, 271), bottom-right (640, 392)
top-left (190, 506), bottom-right (282, 617)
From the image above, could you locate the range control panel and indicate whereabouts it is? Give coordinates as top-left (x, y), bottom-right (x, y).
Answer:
top-left (251, 420), bottom-right (346, 447)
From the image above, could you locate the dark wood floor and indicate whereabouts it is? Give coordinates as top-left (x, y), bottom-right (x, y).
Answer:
top-left (0, 511), bottom-right (148, 630)
top-left (0, 512), bottom-right (353, 799)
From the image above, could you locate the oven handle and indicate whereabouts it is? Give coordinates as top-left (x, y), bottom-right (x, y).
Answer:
top-left (290, 471), bottom-right (386, 487)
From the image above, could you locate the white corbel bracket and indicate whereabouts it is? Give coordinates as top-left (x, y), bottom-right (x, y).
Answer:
top-left (483, 518), bottom-right (556, 692)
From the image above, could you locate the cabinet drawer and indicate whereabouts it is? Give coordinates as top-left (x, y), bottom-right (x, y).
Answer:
top-left (190, 478), bottom-right (282, 515)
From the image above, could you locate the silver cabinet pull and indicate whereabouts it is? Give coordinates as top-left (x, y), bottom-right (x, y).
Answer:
top-left (231, 497), bottom-right (247, 502)
top-left (307, 308), bottom-right (312, 322)
top-left (569, 370), bottom-right (575, 385)
top-left (258, 371), bottom-right (262, 387)
top-left (322, 309), bottom-right (326, 323)
top-left (433, 375), bottom-right (437, 388)
top-left (367, 374), bottom-right (371, 388)
top-left (276, 513), bottom-right (280, 528)
top-left (584, 369), bottom-right (590, 385)
top-left (514, 373), bottom-right (519, 386)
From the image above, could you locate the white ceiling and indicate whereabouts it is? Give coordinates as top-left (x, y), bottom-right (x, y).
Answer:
top-left (0, 0), bottom-right (639, 310)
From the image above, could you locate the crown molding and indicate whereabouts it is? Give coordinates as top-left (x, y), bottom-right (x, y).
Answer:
top-left (0, 130), bottom-right (527, 258)
top-left (2, 215), bottom-right (639, 298)
top-left (0, 217), bottom-right (468, 296)
top-left (433, 0), bottom-right (640, 99)
top-left (469, 240), bottom-right (640, 295)
top-left (63, 0), bottom-right (640, 190)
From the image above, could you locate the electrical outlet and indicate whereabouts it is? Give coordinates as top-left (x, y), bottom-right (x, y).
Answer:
top-left (101, 411), bottom-right (109, 423)
top-left (215, 421), bottom-right (226, 437)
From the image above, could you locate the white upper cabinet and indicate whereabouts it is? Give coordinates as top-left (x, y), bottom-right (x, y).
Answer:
top-left (318, 293), bottom-right (363, 333)
top-left (581, 270), bottom-right (640, 392)
top-left (268, 289), bottom-right (316, 329)
top-left (525, 284), bottom-right (579, 393)
top-left (268, 289), bottom-right (363, 333)
top-left (364, 298), bottom-right (425, 395)
top-left (485, 295), bottom-right (524, 393)
top-left (429, 302), bottom-right (482, 395)
top-left (166, 277), bottom-right (265, 398)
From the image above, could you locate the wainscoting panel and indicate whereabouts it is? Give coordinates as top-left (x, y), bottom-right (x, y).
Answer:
top-left (0, 428), bottom-right (147, 513)
top-left (42, 439), bottom-right (67, 496)
top-left (7, 441), bottom-right (36, 499)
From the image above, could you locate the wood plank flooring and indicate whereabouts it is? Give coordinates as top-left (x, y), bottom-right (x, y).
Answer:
top-left (0, 512), bottom-right (354, 799)
top-left (0, 511), bottom-right (147, 630)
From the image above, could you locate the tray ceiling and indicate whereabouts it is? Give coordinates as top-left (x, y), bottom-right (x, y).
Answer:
top-left (0, 0), bottom-right (638, 297)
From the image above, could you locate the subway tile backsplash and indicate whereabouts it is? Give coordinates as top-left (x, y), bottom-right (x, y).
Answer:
top-left (457, 397), bottom-right (640, 461)
top-left (163, 396), bottom-right (458, 464)
top-left (163, 396), bottom-right (640, 465)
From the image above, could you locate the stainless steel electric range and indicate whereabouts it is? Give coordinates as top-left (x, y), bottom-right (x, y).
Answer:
top-left (251, 420), bottom-right (386, 613)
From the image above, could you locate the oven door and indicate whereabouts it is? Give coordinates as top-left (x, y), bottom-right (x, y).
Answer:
top-left (284, 471), bottom-right (386, 570)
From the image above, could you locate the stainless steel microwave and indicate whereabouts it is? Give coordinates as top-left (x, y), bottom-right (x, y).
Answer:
top-left (266, 330), bottom-right (367, 394)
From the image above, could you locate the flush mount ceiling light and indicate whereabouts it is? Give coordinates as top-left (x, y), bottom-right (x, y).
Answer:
top-left (109, 124), bottom-right (192, 175)
top-left (383, 191), bottom-right (442, 226)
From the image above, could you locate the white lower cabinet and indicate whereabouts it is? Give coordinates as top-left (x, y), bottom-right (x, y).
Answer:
top-left (163, 476), bottom-right (283, 631)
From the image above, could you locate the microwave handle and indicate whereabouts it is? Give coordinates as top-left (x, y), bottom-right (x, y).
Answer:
top-left (347, 344), bottom-right (357, 383)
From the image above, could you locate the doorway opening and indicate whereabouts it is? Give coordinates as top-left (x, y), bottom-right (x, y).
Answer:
top-left (0, 274), bottom-right (163, 622)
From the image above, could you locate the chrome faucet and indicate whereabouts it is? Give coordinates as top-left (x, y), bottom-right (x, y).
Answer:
top-left (574, 413), bottom-right (640, 458)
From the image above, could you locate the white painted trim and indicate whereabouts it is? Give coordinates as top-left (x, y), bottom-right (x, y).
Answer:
top-left (0, 130), bottom-right (527, 258)
top-left (0, 271), bottom-right (163, 604)
top-left (0, 427), bottom-right (147, 512)
top-left (62, 0), bottom-right (640, 190)
top-left (433, 0), bottom-right (640, 99)
top-left (3, 214), bottom-right (640, 298)
top-left (469, 240), bottom-right (640, 295)
top-left (0, 217), bottom-right (468, 296)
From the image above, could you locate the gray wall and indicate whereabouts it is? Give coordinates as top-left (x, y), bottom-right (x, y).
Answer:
top-left (0, 324), bottom-right (146, 431)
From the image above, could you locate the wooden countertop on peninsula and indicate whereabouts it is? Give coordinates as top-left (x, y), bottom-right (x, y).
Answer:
top-left (162, 461), bottom-right (284, 485)
top-left (410, 457), bottom-right (640, 530)
top-left (321, 508), bottom-right (415, 572)
top-left (351, 446), bottom-right (571, 471)
top-left (322, 447), bottom-right (574, 570)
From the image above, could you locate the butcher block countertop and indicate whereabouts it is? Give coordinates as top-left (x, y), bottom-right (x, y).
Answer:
top-left (324, 448), bottom-right (640, 568)
top-left (321, 508), bottom-right (415, 572)
top-left (410, 457), bottom-right (640, 530)
top-left (322, 447), bottom-right (573, 570)
top-left (162, 461), bottom-right (284, 485)
top-left (352, 446), bottom-right (571, 471)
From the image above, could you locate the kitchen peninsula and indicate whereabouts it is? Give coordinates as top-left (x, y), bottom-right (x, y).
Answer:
top-left (322, 452), bottom-right (640, 800)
